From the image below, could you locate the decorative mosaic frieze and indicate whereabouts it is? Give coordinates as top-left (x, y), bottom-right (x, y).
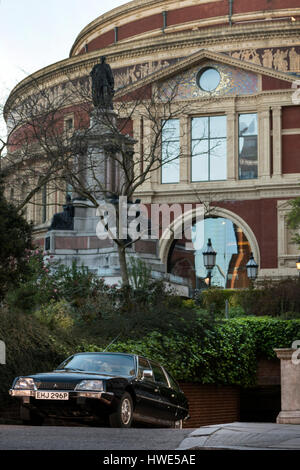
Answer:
top-left (159, 61), bottom-right (259, 100)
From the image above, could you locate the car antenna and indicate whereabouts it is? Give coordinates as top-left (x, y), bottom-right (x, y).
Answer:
top-left (103, 333), bottom-right (121, 352)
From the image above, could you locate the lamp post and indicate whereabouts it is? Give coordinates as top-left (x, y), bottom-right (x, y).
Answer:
top-left (296, 256), bottom-right (300, 277)
top-left (246, 252), bottom-right (259, 281)
top-left (203, 238), bottom-right (217, 287)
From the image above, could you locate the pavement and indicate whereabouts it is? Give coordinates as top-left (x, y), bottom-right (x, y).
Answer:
top-left (177, 422), bottom-right (300, 450)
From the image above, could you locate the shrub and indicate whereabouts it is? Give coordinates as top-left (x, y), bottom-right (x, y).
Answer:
top-left (1, 306), bottom-right (300, 400)
top-left (128, 257), bottom-right (152, 290)
top-left (34, 299), bottom-right (75, 331)
top-left (102, 317), bottom-right (300, 387)
top-left (236, 278), bottom-right (300, 317)
top-left (194, 279), bottom-right (300, 318)
top-left (0, 307), bottom-right (77, 402)
top-left (0, 177), bottom-right (33, 299)
top-left (5, 257), bottom-right (102, 313)
top-left (196, 288), bottom-right (242, 315)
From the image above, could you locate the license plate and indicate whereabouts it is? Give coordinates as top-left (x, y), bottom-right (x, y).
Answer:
top-left (35, 391), bottom-right (69, 400)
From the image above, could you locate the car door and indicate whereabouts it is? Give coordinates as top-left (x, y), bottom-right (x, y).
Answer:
top-left (133, 357), bottom-right (162, 421)
top-left (149, 361), bottom-right (176, 422)
top-left (163, 367), bottom-right (189, 420)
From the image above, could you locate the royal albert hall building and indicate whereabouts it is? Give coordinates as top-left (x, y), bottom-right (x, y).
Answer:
top-left (5, 0), bottom-right (300, 291)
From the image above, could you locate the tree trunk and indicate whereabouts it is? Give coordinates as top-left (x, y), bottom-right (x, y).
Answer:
top-left (117, 243), bottom-right (129, 287)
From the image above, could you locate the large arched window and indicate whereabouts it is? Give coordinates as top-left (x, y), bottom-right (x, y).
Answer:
top-left (168, 216), bottom-right (252, 288)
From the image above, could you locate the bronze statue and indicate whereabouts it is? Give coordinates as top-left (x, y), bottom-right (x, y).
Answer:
top-left (50, 195), bottom-right (74, 230)
top-left (90, 56), bottom-right (115, 110)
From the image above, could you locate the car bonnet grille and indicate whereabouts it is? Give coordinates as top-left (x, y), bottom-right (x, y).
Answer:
top-left (35, 382), bottom-right (77, 391)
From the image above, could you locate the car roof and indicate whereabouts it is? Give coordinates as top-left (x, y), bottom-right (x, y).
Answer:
top-left (72, 352), bottom-right (136, 357)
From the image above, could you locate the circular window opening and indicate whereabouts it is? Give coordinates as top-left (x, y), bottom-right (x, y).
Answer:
top-left (197, 67), bottom-right (221, 92)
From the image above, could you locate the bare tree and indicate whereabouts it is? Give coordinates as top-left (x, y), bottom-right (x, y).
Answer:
top-left (1, 68), bottom-right (214, 286)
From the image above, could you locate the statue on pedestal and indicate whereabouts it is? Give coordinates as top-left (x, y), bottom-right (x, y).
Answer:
top-left (50, 195), bottom-right (74, 230)
top-left (90, 56), bottom-right (115, 110)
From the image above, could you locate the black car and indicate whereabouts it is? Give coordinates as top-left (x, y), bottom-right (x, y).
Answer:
top-left (9, 352), bottom-right (189, 428)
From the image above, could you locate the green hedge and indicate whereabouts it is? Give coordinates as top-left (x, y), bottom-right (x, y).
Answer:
top-left (85, 317), bottom-right (300, 387)
top-left (198, 280), bottom-right (300, 317)
top-left (1, 311), bottom-right (300, 401)
top-left (0, 309), bottom-right (78, 401)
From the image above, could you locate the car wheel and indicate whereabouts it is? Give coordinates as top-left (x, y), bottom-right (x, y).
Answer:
top-left (109, 392), bottom-right (133, 428)
top-left (172, 419), bottom-right (183, 429)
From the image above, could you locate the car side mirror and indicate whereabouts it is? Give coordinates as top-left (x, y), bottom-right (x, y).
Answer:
top-left (142, 369), bottom-right (153, 380)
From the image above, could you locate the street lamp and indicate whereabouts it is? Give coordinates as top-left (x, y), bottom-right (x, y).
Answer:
top-left (246, 252), bottom-right (259, 281)
top-left (296, 256), bottom-right (300, 277)
top-left (203, 238), bottom-right (217, 287)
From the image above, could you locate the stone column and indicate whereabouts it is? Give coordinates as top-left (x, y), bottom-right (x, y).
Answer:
top-left (274, 348), bottom-right (300, 424)
top-left (180, 115), bottom-right (190, 184)
top-left (272, 106), bottom-right (282, 177)
top-left (142, 117), bottom-right (155, 189)
top-left (226, 111), bottom-right (236, 181)
top-left (258, 108), bottom-right (271, 180)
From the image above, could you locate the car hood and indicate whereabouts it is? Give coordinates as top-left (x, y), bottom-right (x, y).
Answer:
top-left (26, 370), bottom-right (124, 382)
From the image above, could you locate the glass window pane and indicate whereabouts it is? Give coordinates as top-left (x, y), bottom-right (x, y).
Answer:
top-left (239, 136), bottom-right (258, 180)
top-left (199, 68), bottom-right (221, 92)
top-left (162, 119), bottom-right (180, 139)
top-left (192, 139), bottom-right (209, 181)
top-left (210, 116), bottom-right (227, 138)
top-left (138, 357), bottom-right (153, 380)
top-left (162, 159), bottom-right (180, 183)
top-left (192, 117), bottom-right (209, 139)
top-left (150, 362), bottom-right (169, 386)
top-left (210, 138), bottom-right (227, 180)
top-left (239, 114), bottom-right (257, 136)
top-left (161, 119), bottom-right (180, 183)
top-left (192, 115), bottom-right (227, 181)
top-left (164, 370), bottom-right (180, 391)
top-left (162, 140), bottom-right (180, 183)
top-left (162, 140), bottom-right (180, 162)
top-left (239, 114), bottom-right (258, 180)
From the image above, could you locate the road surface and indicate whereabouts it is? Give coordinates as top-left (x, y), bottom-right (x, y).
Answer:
top-left (0, 425), bottom-right (195, 450)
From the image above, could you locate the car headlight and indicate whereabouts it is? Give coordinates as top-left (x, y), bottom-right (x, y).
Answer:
top-left (75, 380), bottom-right (104, 391)
top-left (14, 377), bottom-right (36, 390)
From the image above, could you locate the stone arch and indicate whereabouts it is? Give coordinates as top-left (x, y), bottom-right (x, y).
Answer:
top-left (159, 205), bottom-right (260, 272)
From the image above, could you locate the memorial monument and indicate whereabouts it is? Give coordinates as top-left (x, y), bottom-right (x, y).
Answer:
top-left (45, 58), bottom-right (166, 286)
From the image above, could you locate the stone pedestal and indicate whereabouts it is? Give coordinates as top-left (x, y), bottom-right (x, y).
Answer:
top-left (46, 106), bottom-right (188, 293)
top-left (85, 108), bottom-right (118, 198)
top-left (275, 348), bottom-right (300, 424)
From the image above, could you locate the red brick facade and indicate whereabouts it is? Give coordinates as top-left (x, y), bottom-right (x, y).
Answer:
top-left (179, 383), bottom-right (240, 428)
top-left (76, 0), bottom-right (300, 55)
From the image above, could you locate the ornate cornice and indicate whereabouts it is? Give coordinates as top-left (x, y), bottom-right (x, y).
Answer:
top-left (70, 0), bottom-right (222, 56)
top-left (70, 2), bottom-right (300, 56)
top-left (4, 19), bottom-right (300, 118)
top-left (134, 181), bottom-right (300, 204)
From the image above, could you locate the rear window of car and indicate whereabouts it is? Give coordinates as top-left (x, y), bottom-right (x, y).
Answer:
top-left (164, 369), bottom-right (180, 391)
top-left (150, 362), bottom-right (169, 386)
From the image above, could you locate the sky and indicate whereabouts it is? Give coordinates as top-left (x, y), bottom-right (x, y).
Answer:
top-left (0, 0), bottom-right (129, 137)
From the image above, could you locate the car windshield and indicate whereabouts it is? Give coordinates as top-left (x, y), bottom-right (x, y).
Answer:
top-left (56, 353), bottom-right (136, 377)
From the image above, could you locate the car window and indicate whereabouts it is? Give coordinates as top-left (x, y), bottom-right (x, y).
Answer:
top-left (57, 353), bottom-right (135, 377)
top-left (150, 362), bottom-right (169, 387)
top-left (164, 369), bottom-right (180, 391)
top-left (137, 357), bottom-right (153, 381)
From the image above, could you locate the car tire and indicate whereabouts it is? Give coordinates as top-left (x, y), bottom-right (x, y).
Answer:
top-left (172, 419), bottom-right (183, 429)
top-left (109, 392), bottom-right (133, 428)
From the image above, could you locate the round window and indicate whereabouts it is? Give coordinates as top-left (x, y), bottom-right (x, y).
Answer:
top-left (197, 67), bottom-right (221, 92)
